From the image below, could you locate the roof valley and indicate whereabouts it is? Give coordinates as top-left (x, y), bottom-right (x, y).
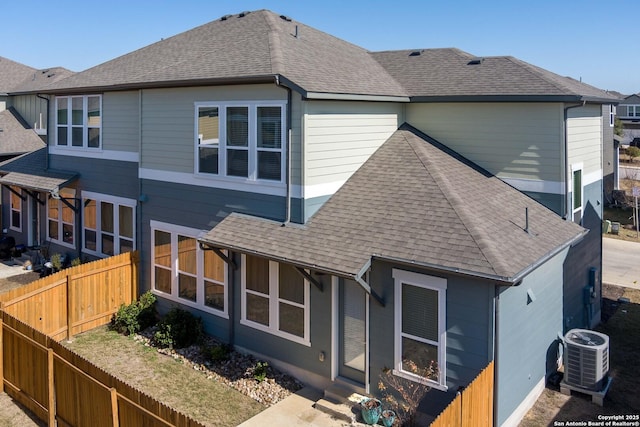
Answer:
top-left (404, 133), bottom-right (511, 277)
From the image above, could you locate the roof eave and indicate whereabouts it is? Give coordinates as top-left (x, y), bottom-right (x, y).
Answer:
top-left (29, 75), bottom-right (280, 95)
top-left (409, 94), bottom-right (618, 103)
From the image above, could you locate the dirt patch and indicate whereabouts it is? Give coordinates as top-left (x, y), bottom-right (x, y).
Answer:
top-left (520, 285), bottom-right (640, 426)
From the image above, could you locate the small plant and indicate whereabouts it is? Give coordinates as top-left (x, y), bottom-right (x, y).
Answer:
top-left (50, 253), bottom-right (63, 271)
top-left (252, 361), bottom-right (269, 383)
top-left (152, 307), bottom-right (203, 349)
top-left (206, 343), bottom-right (232, 362)
top-left (628, 146), bottom-right (640, 164)
top-left (70, 257), bottom-right (82, 267)
top-left (378, 359), bottom-right (435, 427)
top-left (110, 291), bottom-right (157, 335)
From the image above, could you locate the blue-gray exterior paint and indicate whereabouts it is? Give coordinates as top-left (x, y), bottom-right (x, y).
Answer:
top-left (369, 260), bottom-right (494, 418)
top-left (563, 180), bottom-right (602, 331)
top-left (522, 191), bottom-right (563, 216)
top-left (48, 155), bottom-right (139, 199)
top-left (304, 194), bottom-right (332, 221)
top-left (495, 247), bottom-right (567, 426)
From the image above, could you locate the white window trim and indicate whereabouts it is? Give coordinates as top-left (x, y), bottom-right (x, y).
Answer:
top-left (55, 95), bottom-right (102, 149)
top-left (150, 220), bottom-right (228, 318)
top-left (392, 269), bottom-right (447, 391)
top-left (81, 191), bottom-right (136, 258)
top-left (240, 254), bottom-right (311, 346)
top-left (9, 186), bottom-right (22, 232)
top-left (628, 105), bottom-right (640, 118)
top-left (46, 193), bottom-right (75, 249)
top-left (570, 163), bottom-right (584, 223)
top-left (609, 104), bottom-right (615, 127)
top-left (194, 101), bottom-right (287, 184)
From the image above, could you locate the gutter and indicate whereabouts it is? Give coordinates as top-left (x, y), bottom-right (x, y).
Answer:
top-left (409, 95), bottom-right (620, 104)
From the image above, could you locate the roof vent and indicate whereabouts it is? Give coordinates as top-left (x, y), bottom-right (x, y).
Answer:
top-left (220, 14), bottom-right (232, 21)
top-left (280, 15), bottom-right (292, 22)
top-left (409, 50), bottom-right (422, 57)
top-left (238, 11), bottom-right (251, 18)
top-left (467, 57), bottom-right (484, 65)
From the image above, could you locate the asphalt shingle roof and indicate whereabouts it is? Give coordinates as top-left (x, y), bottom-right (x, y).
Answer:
top-left (200, 124), bottom-right (586, 283)
top-left (0, 148), bottom-right (77, 192)
top-left (0, 108), bottom-right (45, 155)
top-left (371, 48), bottom-right (619, 102)
top-left (0, 57), bottom-right (36, 93)
top-left (0, 56), bottom-right (73, 93)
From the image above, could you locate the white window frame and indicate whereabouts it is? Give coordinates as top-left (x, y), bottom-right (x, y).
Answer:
top-left (628, 105), bottom-right (640, 118)
top-left (9, 186), bottom-right (22, 232)
top-left (47, 189), bottom-right (76, 249)
top-left (609, 104), bottom-right (615, 127)
top-left (240, 254), bottom-right (310, 346)
top-left (194, 101), bottom-right (286, 184)
top-left (81, 192), bottom-right (136, 257)
top-left (571, 163), bottom-right (584, 224)
top-left (55, 95), bottom-right (102, 149)
top-left (150, 220), bottom-right (228, 318)
top-left (393, 269), bottom-right (447, 391)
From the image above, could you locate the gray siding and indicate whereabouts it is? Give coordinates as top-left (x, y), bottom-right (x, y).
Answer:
top-left (407, 103), bottom-right (564, 183)
top-left (141, 85), bottom-right (286, 173)
top-left (102, 91), bottom-right (140, 152)
top-left (496, 248), bottom-right (567, 426)
top-left (567, 104), bottom-right (602, 177)
top-left (522, 191), bottom-right (563, 216)
top-left (563, 179), bottom-right (602, 331)
top-left (8, 94), bottom-right (48, 131)
top-left (48, 155), bottom-right (139, 199)
top-left (369, 261), bottom-right (493, 418)
top-left (602, 104), bottom-right (615, 203)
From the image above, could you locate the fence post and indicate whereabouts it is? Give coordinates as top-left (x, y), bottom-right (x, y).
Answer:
top-left (48, 348), bottom-right (55, 426)
top-left (66, 273), bottom-right (73, 341)
top-left (110, 388), bottom-right (119, 427)
top-left (0, 311), bottom-right (3, 392)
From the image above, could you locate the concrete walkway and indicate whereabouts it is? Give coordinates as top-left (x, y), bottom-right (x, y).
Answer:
top-left (238, 387), bottom-right (357, 427)
top-left (603, 237), bottom-right (640, 289)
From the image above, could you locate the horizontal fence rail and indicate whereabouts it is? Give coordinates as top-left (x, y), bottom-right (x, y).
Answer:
top-left (0, 251), bottom-right (207, 426)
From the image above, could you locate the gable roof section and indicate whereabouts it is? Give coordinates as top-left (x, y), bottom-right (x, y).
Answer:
top-left (371, 48), bottom-right (619, 103)
top-left (40, 10), bottom-right (407, 99)
top-left (0, 108), bottom-right (46, 156)
top-left (0, 57), bottom-right (73, 94)
top-left (200, 124), bottom-right (586, 284)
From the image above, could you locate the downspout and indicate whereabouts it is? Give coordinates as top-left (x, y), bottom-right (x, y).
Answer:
top-left (138, 89), bottom-right (143, 293)
top-left (563, 101), bottom-right (586, 219)
top-left (275, 75), bottom-right (293, 224)
top-left (36, 94), bottom-right (50, 170)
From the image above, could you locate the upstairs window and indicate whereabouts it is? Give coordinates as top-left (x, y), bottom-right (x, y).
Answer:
top-left (56, 95), bottom-right (102, 148)
top-left (609, 105), bottom-right (615, 127)
top-left (195, 102), bottom-right (285, 183)
top-left (627, 105), bottom-right (640, 118)
top-left (571, 164), bottom-right (583, 224)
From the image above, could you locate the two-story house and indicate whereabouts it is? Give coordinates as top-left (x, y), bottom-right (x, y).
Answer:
top-left (0, 10), bottom-right (619, 426)
top-left (616, 93), bottom-right (640, 145)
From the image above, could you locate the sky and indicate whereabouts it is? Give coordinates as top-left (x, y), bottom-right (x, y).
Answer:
top-left (3, 0), bottom-right (638, 95)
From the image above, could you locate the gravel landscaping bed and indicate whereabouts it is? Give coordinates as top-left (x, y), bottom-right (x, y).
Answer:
top-left (134, 326), bottom-right (304, 406)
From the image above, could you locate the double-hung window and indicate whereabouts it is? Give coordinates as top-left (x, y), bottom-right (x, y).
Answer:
top-left (82, 192), bottom-right (135, 257)
top-left (393, 269), bottom-right (447, 390)
top-left (56, 95), bottom-right (101, 148)
top-left (241, 254), bottom-right (310, 346)
top-left (151, 221), bottom-right (228, 317)
top-left (9, 186), bottom-right (22, 231)
top-left (47, 188), bottom-right (75, 247)
top-left (195, 102), bottom-right (285, 182)
top-left (628, 105), bottom-right (640, 118)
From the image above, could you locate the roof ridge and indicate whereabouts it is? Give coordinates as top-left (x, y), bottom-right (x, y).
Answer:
top-left (263, 11), bottom-right (285, 75)
top-left (504, 56), bottom-right (573, 94)
top-left (403, 130), bottom-right (513, 277)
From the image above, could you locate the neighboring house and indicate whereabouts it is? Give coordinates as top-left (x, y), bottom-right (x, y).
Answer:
top-left (617, 93), bottom-right (640, 145)
top-left (0, 10), bottom-right (619, 426)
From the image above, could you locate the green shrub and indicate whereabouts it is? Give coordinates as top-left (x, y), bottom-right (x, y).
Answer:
top-left (110, 291), bottom-right (157, 335)
top-left (205, 343), bottom-right (232, 362)
top-left (152, 307), bottom-right (203, 349)
top-left (70, 258), bottom-right (82, 267)
top-left (252, 361), bottom-right (269, 383)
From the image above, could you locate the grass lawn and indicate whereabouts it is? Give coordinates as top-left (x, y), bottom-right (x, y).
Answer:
top-left (520, 286), bottom-right (640, 425)
top-left (63, 326), bottom-right (265, 427)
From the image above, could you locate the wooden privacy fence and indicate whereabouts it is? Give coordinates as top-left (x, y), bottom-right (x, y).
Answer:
top-left (430, 361), bottom-right (494, 427)
top-left (0, 311), bottom-right (206, 427)
top-left (0, 251), bottom-right (139, 341)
